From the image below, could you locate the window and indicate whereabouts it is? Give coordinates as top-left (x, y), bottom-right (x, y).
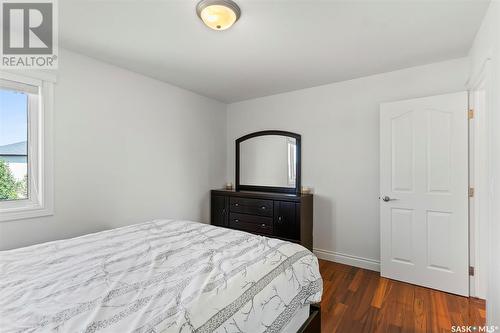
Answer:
top-left (0, 72), bottom-right (54, 221)
top-left (1, 85), bottom-right (30, 201)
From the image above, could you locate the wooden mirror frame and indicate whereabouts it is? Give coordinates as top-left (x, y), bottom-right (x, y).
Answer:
top-left (236, 130), bottom-right (301, 194)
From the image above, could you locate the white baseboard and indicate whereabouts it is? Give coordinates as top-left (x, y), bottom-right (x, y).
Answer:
top-left (313, 248), bottom-right (380, 272)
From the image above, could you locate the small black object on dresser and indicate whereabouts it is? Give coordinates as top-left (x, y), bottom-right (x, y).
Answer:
top-left (211, 189), bottom-right (313, 251)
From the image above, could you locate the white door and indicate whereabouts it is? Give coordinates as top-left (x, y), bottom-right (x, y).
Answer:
top-left (380, 92), bottom-right (469, 296)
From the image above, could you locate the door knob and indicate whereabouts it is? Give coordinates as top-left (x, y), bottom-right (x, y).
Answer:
top-left (382, 196), bottom-right (397, 202)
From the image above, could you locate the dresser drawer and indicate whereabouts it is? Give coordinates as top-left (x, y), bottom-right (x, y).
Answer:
top-left (229, 197), bottom-right (273, 217)
top-left (229, 213), bottom-right (273, 235)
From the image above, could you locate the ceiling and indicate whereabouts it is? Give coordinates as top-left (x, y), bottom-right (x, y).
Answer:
top-left (60, 0), bottom-right (490, 103)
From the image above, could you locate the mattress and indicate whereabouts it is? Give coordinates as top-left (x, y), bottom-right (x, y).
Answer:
top-left (0, 219), bottom-right (322, 332)
top-left (282, 304), bottom-right (310, 332)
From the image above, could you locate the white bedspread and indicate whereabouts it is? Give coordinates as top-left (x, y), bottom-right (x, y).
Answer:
top-left (0, 220), bottom-right (322, 333)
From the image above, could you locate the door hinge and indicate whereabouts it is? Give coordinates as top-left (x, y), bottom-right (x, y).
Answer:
top-left (468, 109), bottom-right (474, 119)
top-left (469, 187), bottom-right (475, 197)
top-left (469, 266), bottom-right (475, 276)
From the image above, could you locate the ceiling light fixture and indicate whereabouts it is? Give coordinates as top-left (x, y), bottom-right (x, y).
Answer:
top-left (196, 0), bottom-right (241, 31)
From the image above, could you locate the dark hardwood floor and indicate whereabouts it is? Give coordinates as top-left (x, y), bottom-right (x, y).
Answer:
top-left (318, 259), bottom-right (486, 333)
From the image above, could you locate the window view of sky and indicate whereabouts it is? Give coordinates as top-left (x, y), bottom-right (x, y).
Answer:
top-left (0, 89), bottom-right (28, 200)
top-left (0, 90), bottom-right (28, 146)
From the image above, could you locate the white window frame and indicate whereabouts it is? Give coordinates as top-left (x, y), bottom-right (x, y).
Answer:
top-left (0, 71), bottom-right (55, 222)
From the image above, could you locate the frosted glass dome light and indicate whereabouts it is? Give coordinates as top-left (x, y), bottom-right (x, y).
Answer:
top-left (196, 0), bottom-right (241, 31)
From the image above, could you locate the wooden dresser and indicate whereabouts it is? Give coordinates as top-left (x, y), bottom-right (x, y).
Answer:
top-left (211, 189), bottom-right (313, 250)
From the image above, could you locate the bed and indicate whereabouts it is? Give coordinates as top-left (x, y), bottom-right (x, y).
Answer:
top-left (0, 219), bottom-right (322, 332)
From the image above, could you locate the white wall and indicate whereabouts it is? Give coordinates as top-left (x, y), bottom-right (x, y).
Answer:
top-left (468, 1), bottom-right (500, 326)
top-left (240, 135), bottom-right (289, 187)
top-left (0, 49), bottom-right (227, 250)
top-left (226, 58), bottom-right (470, 270)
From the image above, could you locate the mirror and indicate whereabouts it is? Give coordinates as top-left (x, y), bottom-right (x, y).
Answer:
top-left (236, 131), bottom-right (301, 193)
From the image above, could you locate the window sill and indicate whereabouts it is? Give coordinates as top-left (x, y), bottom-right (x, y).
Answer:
top-left (0, 205), bottom-right (54, 222)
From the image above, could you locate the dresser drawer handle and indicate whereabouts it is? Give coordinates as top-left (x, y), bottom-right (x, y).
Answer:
top-left (260, 223), bottom-right (267, 228)
top-left (234, 203), bottom-right (239, 207)
top-left (234, 219), bottom-right (239, 223)
top-left (277, 216), bottom-right (283, 224)
top-left (260, 206), bottom-right (267, 210)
